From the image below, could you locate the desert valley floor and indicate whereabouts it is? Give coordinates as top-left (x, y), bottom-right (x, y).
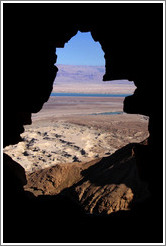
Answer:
top-left (4, 96), bottom-right (149, 173)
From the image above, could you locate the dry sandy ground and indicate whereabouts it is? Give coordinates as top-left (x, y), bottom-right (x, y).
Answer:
top-left (52, 82), bottom-right (135, 94)
top-left (32, 96), bottom-right (125, 120)
top-left (4, 96), bottom-right (149, 173)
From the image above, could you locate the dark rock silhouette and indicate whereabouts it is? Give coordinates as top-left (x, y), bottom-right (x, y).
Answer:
top-left (3, 150), bottom-right (162, 243)
top-left (3, 3), bottom-right (163, 243)
top-left (25, 142), bottom-right (150, 214)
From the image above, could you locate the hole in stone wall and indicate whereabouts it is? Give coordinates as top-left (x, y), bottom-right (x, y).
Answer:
top-left (4, 31), bottom-right (149, 172)
top-left (4, 31), bottom-right (149, 208)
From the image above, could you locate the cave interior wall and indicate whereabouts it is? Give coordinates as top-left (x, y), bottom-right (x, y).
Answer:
top-left (2, 3), bottom-right (164, 243)
top-left (3, 2), bottom-right (163, 190)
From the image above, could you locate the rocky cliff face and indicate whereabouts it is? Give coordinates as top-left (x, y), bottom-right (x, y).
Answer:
top-left (25, 142), bottom-right (149, 215)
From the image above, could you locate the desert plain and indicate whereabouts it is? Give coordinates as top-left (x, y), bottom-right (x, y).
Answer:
top-left (4, 95), bottom-right (149, 173)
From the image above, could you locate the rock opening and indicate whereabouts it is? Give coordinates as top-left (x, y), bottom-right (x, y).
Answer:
top-left (3, 3), bottom-right (163, 243)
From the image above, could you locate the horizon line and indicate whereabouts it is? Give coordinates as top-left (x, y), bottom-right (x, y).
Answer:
top-left (55, 64), bottom-right (105, 67)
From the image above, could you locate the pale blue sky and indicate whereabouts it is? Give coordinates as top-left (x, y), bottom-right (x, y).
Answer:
top-left (56, 31), bottom-right (105, 66)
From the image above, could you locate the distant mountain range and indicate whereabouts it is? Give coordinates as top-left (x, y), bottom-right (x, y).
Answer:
top-left (53, 64), bottom-right (136, 94)
top-left (54, 64), bottom-right (105, 84)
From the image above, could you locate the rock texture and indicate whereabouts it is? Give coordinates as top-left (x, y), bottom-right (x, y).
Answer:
top-left (25, 143), bottom-right (149, 215)
top-left (70, 144), bottom-right (148, 215)
top-left (4, 117), bottom-right (148, 173)
top-left (25, 162), bottom-right (86, 196)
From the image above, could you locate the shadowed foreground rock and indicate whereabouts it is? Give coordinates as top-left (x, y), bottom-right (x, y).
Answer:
top-left (3, 139), bottom-right (160, 243)
top-left (25, 142), bottom-right (149, 215)
top-left (4, 144), bottom-right (162, 243)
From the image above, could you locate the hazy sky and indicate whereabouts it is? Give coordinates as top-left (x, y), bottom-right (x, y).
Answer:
top-left (56, 31), bottom-right (105, 66)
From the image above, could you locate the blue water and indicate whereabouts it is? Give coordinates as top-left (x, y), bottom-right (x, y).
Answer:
top-left (90, 111), bottom-right (123, 115)
top-left (51, 92), bottom-right (131, 97)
